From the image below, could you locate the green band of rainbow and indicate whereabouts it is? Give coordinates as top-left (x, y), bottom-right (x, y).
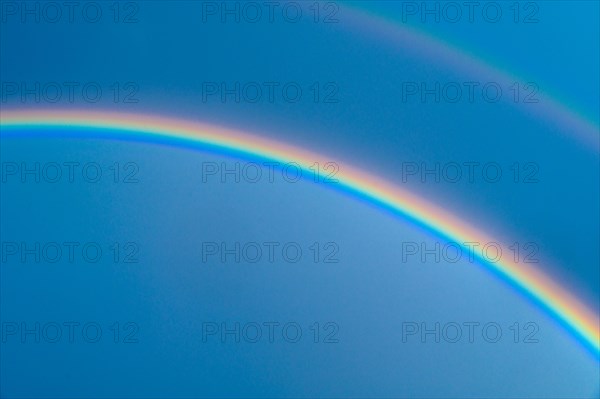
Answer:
top-left (1, 109), bottom-right (598, 358)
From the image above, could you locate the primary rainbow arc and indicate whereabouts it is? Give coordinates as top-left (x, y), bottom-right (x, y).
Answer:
top-left (1, 109), bottom-right (598, 358)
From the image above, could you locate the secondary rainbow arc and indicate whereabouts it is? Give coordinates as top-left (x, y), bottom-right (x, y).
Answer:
top-left (1, 109), bottom-right (598, 358)
top-left (340, 4), bottom-right (600, 149)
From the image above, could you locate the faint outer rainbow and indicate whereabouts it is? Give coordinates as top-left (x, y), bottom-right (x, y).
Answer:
top-left (1, 109), bottom-right (598, 358)
top-left (340, 4), bottom-right (600, 150)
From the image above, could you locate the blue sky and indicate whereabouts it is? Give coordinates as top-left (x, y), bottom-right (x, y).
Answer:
top-left (1, 1), bottom-right (599, 397)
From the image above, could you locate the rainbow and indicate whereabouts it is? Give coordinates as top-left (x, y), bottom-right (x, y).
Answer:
top-left (340, 4), bottom-right (600, 150)
top-left (1, 109), bottom-right (598, 358)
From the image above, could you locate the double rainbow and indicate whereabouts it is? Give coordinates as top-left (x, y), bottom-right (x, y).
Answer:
top-left (1, 109), bottom-right (598, 358)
